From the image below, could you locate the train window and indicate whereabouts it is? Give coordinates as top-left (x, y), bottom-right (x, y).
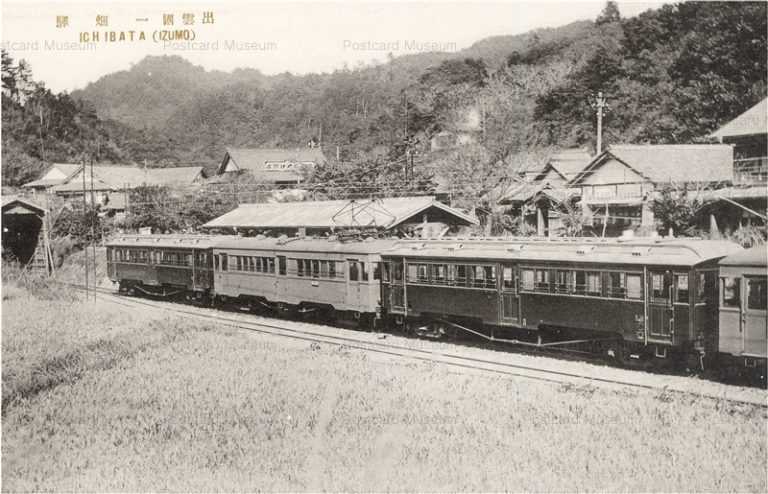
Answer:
top-left (407, 264), bottom-right (417, 282)
top-left (268, 258), bottom-right (275, 274)
top-left (381, 263), bottom-right (390, 282)
top-left (535, 269), bottom-right (550, 292)
top-left (106, 249), bottom-right (112, 261)
top-left (221, 254), bottom-right (228, 271)
top-left (418, 264), bottom-right (428, 283)
top-left (312, 260), bottom-right (320, 278)
top-left (361, 262), bottom-right (369, 281)
top-left (651, 273), bottom-right (671, 301)
top-left (373, 262), bottom-right (382, 281)
top-left (503, 267), bottom-right (514, 290)
top-left (329, 261), bottom-right (337, 279)
top-left (456, 265), bottom-right (467, 286)
top-left (236, 256), bottom-right (242, 271)
top-left (555, 270), bottom-right (573, 293)
top-left (626, 274), bottom-right (642, 299)
top-left (747, 277), bottom-right (767, 310)
top-left (349, 261), bottom-right (359, 281)
top-left (296, 259), bottom-right (304, 277)
top-left (320, 260), bottom-right (329, 278)
top-left (607, 272), bottom-right (627, 298)
top-left (431, 264), bottom-right (447, 284)
top-left (696, 272), bottom-right (707, 302)
top-left (722, 277), bottom-right (740, 308)
top-left (278, 256), bottom-right (286, 275)
top-left (467, 265), bottom-right (476, 287)
top-left (213, 255), bottom-right (220, 271)
top-left (586, 272), bottom-right (601, 296)
top-left (675, 274), bottom-right (689, 304)
top-left (484, 266), bottom-right (496, 289)
top-left (521, 269), bottom-right (534, 291)
top-left (393, 263), bottom-right (403, 282)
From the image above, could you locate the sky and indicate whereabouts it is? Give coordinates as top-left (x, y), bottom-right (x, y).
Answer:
top-left (1, 0), bottom-right (666, 93)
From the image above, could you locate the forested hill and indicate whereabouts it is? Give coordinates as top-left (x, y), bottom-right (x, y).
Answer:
top-left (2, 2), bottom-right (766, 188)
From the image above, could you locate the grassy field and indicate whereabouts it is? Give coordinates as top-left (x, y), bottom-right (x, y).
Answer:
top-left (2, 285), bottom-right (766, 492)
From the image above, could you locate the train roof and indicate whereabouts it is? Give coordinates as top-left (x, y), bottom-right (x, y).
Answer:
top-left (213, 236), bottom-right (400, 255)
top-left (106, 234), bottom-right (237, 249)
top-left (382, 237), bottom-right (743, 267)
top-left (719, 246), bottom-right (767, 267)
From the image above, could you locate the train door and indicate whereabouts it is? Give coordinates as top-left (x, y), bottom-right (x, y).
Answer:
top-left (346, 259), bottom-right (361, 310)
top-left (647, 270), bottom-right (673, 341)
top-left (390, 260), bottom-right (405, 311)
top-left (743, 275), bottom-right (768, 356)
top-left (672, 272), bottom-right (691, 341)
top-left (499, 263), bottom-right (519, 325)
top-left (275, 255), bottom-right (286, 300)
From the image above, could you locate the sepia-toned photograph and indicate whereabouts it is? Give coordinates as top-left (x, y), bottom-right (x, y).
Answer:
top-left (1, 0), bottom-right (766, 491)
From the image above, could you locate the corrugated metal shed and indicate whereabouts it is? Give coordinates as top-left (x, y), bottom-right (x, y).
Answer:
top-left (202, 196), bottom-right (478, 231)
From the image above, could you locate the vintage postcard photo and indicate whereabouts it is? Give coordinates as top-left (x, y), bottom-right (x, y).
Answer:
top-left (1, 0), bottom-right (766, 491)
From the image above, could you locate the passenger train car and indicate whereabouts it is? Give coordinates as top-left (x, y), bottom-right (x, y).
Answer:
top-left (106, 235), bottom-right (234, 302)
top-left (106, 234), bottom-right (764, 376)
top-left (211, 237), bottom-right (398, 322)
top-left (380, 238), bottom-right (739, 364)
top-left (718, 246), bottom-right (767, 373)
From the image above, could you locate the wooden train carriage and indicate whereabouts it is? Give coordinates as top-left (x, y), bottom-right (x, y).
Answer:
top-left (106, 235), bottom-right (233, 298)
top-left (381, 238), bottom-right (741, 355)
top-left (212, 237), bottom-right (399, 316)
top-left (718, 246), bottom-right (767, 368)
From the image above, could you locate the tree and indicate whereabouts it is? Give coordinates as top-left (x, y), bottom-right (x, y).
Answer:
top-left (651, 184), bottom-right (702, 236)
top-left (596, 1), bottom-right (621, 25)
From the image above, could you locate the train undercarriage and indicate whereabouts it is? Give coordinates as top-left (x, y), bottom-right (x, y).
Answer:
top-left (115, 279), bottom-right (766, 386)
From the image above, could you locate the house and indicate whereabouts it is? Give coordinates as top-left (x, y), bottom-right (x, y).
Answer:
top-left (51, 164), bottom-right (205, 209)
top-left (707, 98), bottom-right (767, 231)
top-left (568, 144), bottom-right (733, 236)
top-left (201, 196), bottom-right (478, 237)
top-left (500, 144), bottom-right (734, 237)
top-left (499, 148), bottom-right (592, 235)
top-left (21, 163), bottom-right (81, 193)
top-left (215, 147), bottom-right (326, 185)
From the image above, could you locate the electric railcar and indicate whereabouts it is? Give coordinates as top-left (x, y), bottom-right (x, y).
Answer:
top-left (106, 235), bottom-right (234, 302)
top-left (210, 236), bottom-right (398, 322)
top-left (379, 238), bottom-right (741, 366)
top-left (106, 234), bottom-right (764, 374)
top-left (717, 246), bottom-right (767, 374)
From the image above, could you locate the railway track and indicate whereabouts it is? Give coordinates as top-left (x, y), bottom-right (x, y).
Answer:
top-left (63, 282), bottom-right (767, 409)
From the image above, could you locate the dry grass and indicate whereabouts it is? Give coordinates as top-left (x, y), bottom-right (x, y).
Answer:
top-left (2, 290), bottom-right (766, 492)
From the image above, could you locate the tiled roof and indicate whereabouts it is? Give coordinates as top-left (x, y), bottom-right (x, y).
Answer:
top-left (710, 98), bottom-right (767, 140)
top-left (572, 144), bottom-right (733, 184)
top-left (22, 163), bottom-right (82, 189)
top-left (22, 178), bottom-right (67, 189)
top-left (202, 196), bottom-right (478, 230)
top-left (500, 148), bottom-right (591, 204)
top-left (220, 147), bottom-right (326, 182)
top-left (53, 165), bottom-right (203, 192)
top-left (546, 148), bottom-right (593, 181)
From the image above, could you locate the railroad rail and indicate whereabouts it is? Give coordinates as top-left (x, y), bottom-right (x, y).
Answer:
top-left (60, 282), bottom-right (767, 409)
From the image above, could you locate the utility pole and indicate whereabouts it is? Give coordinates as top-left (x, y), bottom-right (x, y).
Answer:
top-left (81, 158), bottom-right (89, 299)
top-left (90, 157), bottom-right (97, 301)
top-left (594, 91), bottom-right (606, 155)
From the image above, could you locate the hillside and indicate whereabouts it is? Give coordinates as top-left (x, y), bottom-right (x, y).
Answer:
top-left (2, 2), bottom-right (766, 193)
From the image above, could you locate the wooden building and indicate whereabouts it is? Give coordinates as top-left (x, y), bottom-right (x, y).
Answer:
top-left (1, 196), bottom-right (52, 273)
